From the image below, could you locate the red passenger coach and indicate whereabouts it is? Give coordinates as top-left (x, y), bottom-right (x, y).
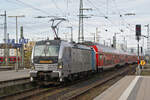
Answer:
top-left (0, 56), bottom-right (20, 64)
top-left (83, 42), bottom-right (138, 71)
top-left (92, 44), bottom-right (137, 70)
top-left (8, 56), bottom-right (20, 64)
top-left (0, 57), bottom-right (4, 64)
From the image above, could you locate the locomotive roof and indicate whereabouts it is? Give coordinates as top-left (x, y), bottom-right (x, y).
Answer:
top-left (35, 40), bottom-right (92, 51)
top-left (35, 40), bottom-right (136, 56)
top-left (35, 39), bottom-right (61, 45)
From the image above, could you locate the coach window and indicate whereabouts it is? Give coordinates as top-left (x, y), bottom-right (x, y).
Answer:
top-left (14, 58), bottom-right (16, 61)
top-left (8, 58), bottom-right (10, 61)
top-left (103, 56), bottom-right (106, 65)
top-left (99, 54), bottom-right (103, 60)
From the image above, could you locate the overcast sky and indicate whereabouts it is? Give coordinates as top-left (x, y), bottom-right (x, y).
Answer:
top-left (0, 0), bottom-right (150, 49)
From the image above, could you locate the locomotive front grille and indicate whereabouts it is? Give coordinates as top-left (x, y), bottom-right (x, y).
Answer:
top-left (35, 64), bottom-right (58, 71)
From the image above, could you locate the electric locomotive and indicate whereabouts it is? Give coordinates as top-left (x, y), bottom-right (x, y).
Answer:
top-left (30, 39), bottom-right (96, 83)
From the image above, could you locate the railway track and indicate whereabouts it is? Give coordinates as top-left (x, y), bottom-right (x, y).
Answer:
top-left (0, 66), bottom-right (14, 71)
top-left (44, 65), bottom-right (135, 100)
top-left (0, 77), bottom-right (30, 89)
top-left (1, 64), bottom-right (136, 100)
top-left (70, 65), bottom-right (136, 100)
top-left (0, 77), bottom-right (32, 100)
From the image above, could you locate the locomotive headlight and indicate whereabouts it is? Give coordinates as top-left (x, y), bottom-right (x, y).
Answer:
top-left (31, 66), bottom-right (35, 70)
top-left (31, 63), bottom-right (35, 70)
top-left (58, 65), bottom-right (63, 69)
top-left (58, 62), bottom-right (63, 69)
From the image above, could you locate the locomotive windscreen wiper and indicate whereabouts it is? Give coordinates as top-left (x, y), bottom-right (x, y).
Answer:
top-left (44, 45), bottom-right (49, 56)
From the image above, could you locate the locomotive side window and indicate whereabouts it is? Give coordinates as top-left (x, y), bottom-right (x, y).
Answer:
top-left (63, 47), bottom-right (71, 62)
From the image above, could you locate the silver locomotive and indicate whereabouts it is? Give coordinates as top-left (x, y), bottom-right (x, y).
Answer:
top-left (30, 39), bottom-right (96, 82)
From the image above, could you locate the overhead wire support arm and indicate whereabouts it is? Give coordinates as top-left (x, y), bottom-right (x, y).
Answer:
top-left (80, 8), bottom-right (92, 11)
top-left (78, 14), bottom-right (92, 18)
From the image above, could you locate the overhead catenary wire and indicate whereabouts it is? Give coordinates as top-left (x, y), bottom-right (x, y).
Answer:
top-left (14, 0), bottom-right (51, 15)
top-left (4, 0), bottom-right (64, 36)
top-left (5, 0), bottom-right (60, 17)
top-left (3, 0), bottom-right (136, 42)
top-left (12, 0), bottom-right (73, 31)
top-left (0, 0), bottom-right (88, 43)
top-left (111, 0), bottom-right (135, 32)
top-left (50, 0), bottom-right (66, 16)
top-left (86, 0), bottom-right (121, 30)
top-left (87, 0), bottom-right (135, 34)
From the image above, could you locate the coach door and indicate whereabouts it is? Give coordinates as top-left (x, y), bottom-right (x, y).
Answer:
top-left (99, 54), bottom-right (103, 67)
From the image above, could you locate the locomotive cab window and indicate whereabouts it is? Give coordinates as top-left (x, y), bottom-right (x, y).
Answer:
top-left (33, 40), bottom-right (61, 64)
top-left (34, 45), bottom-right (59, 57)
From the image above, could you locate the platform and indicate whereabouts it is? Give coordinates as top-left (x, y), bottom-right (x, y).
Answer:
top-left (0, 66), bottom-right (14, 71)
top-left (0, 69), bottom-right (30, 82)
top-left (94, 75), bottom-right (150, 100)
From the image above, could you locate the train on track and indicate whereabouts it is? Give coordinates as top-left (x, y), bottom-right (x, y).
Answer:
top-left (0, 48), bottom-right (20, 64)
top-left (0, 56), bottom-right (20, 64)
top-left (30, 39), bottom-right (138, 83)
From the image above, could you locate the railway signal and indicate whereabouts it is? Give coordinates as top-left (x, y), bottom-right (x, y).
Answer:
top-left (136, 24), bottom-right (141, 41)
top-left (135, 24), bottom-right (142, 75)
top-left (66, 26), bottom-right (73, 42)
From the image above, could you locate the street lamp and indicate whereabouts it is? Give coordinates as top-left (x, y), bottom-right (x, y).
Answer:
top-left (107, 38), bottom-right (112, 47)
top-left (0, 11), bottom-right (8, 66)
top-left (113, 33), bottom-right (120, 49)
top-left (144, 24), bottom-right (150, 54)
top-left (8, 15), bottom-right (25, 71)
top-left (90, 33), bottom-right (95, 42)
top-left (63, 33), bottom-right (68, 41)
top-left (66, 26), bottom-right (73, 42)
